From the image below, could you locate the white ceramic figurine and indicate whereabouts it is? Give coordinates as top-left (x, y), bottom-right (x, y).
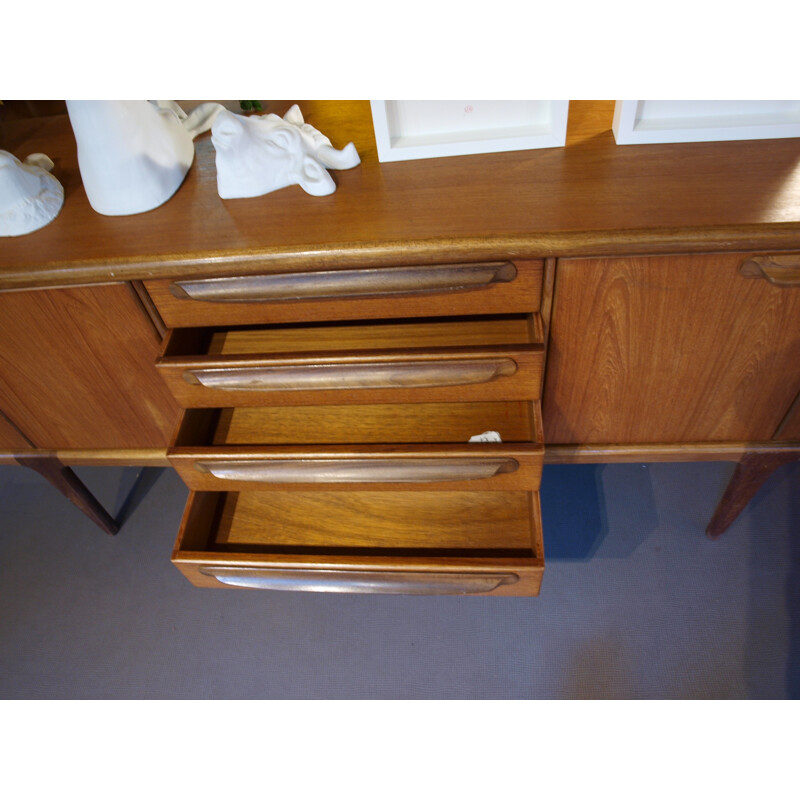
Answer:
top-left (211, 104), bottom-right (360, 199)
top-left (66, 100), bottom-right (222, 216)
top-left (0, 150), bottom-right (64, 237)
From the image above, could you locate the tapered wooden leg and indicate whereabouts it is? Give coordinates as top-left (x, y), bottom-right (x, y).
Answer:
top-left (15, 455), bottom-right (119, 535)
top-left (706, 452), bottom-right (799, 539)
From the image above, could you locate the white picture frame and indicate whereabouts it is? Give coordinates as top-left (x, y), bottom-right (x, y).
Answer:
top-left (370, 100), bottom-right (570, 162)
top-left (612, 100), bottom-right (800, 145)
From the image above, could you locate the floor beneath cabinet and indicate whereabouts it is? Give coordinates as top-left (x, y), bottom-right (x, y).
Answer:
top-left (0, 459), bottom-right (798, 699)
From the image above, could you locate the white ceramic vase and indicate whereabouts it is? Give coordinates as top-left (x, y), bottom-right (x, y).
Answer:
top-left (0, 151), bottom-right (64, 237)
top-left (66, 100), bottom-right (221, 216)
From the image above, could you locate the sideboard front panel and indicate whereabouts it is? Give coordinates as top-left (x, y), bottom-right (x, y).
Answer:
top-left (0, 284), bottom-right (181, 449)
top-left (543, 253), bottom-right (800, 444)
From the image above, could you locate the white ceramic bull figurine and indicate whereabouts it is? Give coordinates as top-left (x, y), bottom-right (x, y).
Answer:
top-left (0, 150), bottom-right (64, 236)
top-left (211, 104), bottom-right (360, 198)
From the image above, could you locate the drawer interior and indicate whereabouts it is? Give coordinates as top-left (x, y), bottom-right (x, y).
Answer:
top-left (176, 489), bottom-right (543, 558)
top-left (162, 313), bottom-right (542, 358)
top-left (173, 401), bottom-right (543, 447)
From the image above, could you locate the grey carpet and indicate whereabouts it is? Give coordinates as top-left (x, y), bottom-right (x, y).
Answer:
top-left (1, 459), bottom-right (797, 698)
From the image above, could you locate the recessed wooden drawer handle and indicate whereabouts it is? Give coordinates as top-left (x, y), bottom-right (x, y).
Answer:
top-left (200, 567), bottom-right (520, 594)
top-left (194, 457), bottom-right (519, 483)
top-left (739, 255), bottom-right (800, 287)
top-left (169, 262), bottom-right (517, 303)
top-left (183, 358), bottom-right (518, 391)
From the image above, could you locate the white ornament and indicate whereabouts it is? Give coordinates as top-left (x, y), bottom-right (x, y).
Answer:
top-left (66, 100), bottom-right (222, 216)
top-left (211, 104), bottom-right (360, 199)
top-left (0, 151), bottom-right (64, 237)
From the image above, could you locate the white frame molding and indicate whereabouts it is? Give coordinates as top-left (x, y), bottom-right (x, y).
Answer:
top-left (370, 100), bottom-right (570, 162)
top-left (612, 100), bottom-right (800, 145)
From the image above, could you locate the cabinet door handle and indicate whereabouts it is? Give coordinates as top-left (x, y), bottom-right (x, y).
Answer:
top-left (183, 358), bottom-right (518, 391)
top-left (739, 255), bottom-right (800, 287)
top-left (194, 457), bottom-right (519, 483)
top-left (169, 262), bottom-right (517, 303)
top-left (200, 567), bottom-right (520, 594)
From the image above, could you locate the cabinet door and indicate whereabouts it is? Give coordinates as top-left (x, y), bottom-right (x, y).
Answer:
top-left (543, 253), bottom-right (800, 444)
top-left (0, 284), bottom-right (180, 449)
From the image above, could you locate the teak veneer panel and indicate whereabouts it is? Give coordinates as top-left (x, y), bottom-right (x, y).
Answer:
top-left (215, 490), bottom-right (534, 549)
top-left (0, 284), bottom-right (181, 448)
top-left (170, 444), bottom-right (543, 492)
top-left (172, 489), bottom-right (545, 595)
top-left (144, 260), bottom-right (543, 328)
top-left (3, 101), bottom-right (800, 290)
top-left (776, 395), bottom-right (800, 441)
top-left (0, 410), bottom-right (32, 449)
top-left (169, 403), bottom-right (544, 492)
top-left (209, 315), bottom-right (534, 354)
top-left (158, 315), bottom-right (543, 407)
top-left (544, 253), bottom-right (800, 444)
top-left (200, 401), bottom-right (538, 445)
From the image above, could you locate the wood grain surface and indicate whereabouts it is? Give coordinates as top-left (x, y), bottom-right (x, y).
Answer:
top-left (3, 101), bottom-right (800, 290)
top-left (15, 454), bottom-right (119, 534)
top-left (159, 348), bottom-right (543, 408)
top-left (171, 490), bottom-right (545, 595)
top-left (157, 313), bottom-right (543, 407)
top-left (544, 442), bottom-right (800, 464)
top-left (169, 443), bottom-right (543, 492)
top-left (144, 260), bottom-right (543, 328)
top-left (0, 409), bottom-right (33, 449)
top-left (776, 394), bottom-right (800, 441)
top-left (214, 490), bottom-right (534, 549)
top-left (543, 253), bottom-right (800, 444)
top-left (209, 315), bottom-right (534, 354)
top-left (175, 401), bottom-right (540, 446)
top-left (0, 284), bottom-right (181, 448)
top-left (706, 451), bottom-right (800, 538)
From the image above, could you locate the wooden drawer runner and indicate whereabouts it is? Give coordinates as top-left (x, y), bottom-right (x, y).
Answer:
top-left (144, 260), bottom-right (543, 328)
top-left (173, 489), bottom-right (545, 596)
top-left (157, 314), bottom-right (543, 407)
top-left (169, 401), bottom-right (544, 491)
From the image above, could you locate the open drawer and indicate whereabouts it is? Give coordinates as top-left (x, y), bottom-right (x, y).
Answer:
top-left (172, 489), bottom-right (546, 596)
top-left (156, 314), bottom-right (544, 407)
top-left (169, 401), bottom-right (544, 491)
top-left (144, 260), bottom-right (543, 328)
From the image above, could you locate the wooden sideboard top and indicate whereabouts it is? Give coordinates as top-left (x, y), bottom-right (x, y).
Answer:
top-left (2, 100), bottom-right (800, 289)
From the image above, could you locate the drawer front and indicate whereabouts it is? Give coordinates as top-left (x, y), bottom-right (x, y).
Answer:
top-left (169, 401), bottom-right (545, 491)
top-left (172, 490), bottom-right (545, 596)
top-left (144, 260), bottom-right (543, 328)
top-left (169, 444), bottom-right (544, 492)
top-left (159, 347), bottom-right (543, 407)
top-left (158, 314), bottom-right (543, 407)
top-left (187, 567), bottom-right (531, 595)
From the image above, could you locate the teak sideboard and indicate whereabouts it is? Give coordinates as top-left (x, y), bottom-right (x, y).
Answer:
top-left (2, 100), bottom-right (799, 596)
